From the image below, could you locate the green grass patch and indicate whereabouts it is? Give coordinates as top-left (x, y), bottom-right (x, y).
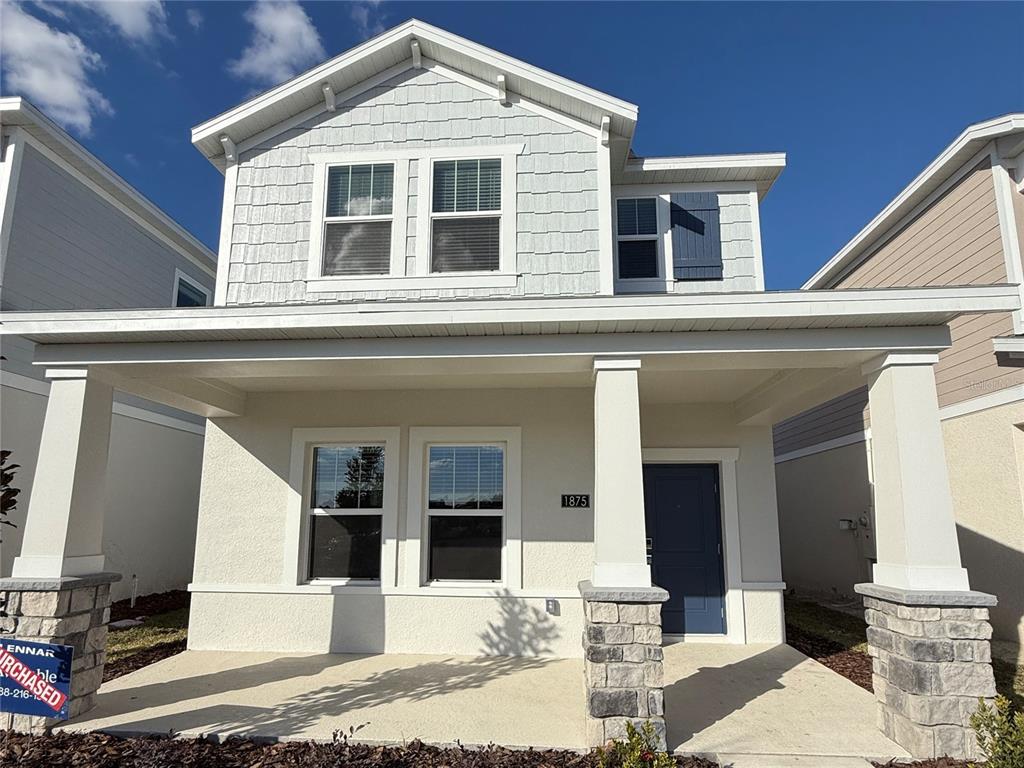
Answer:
top-left (106, 607), bottom-right (189, 665)
top-left (784, 597), bottom-right (869, 654)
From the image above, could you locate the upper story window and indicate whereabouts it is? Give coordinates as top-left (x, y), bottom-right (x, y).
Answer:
top-left (173, 270), bottom-right (211, 307)
top-left (615, 198), bottom-right (660, 280)
top-left (430, 159), bottom-right (501, 273)
top-left (321, 163), bottom-right (394, 276)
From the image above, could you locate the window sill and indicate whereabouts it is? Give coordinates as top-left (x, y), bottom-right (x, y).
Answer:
top-left (307, 273), bottom-right (520, 293)
top-left (614, 278), bottom-right (672, 294)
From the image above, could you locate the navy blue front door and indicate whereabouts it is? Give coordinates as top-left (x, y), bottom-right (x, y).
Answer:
top-left (642, 464), bottom-right (726, 635)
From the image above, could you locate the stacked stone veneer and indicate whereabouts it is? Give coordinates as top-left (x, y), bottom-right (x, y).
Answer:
top-left (855, 583), bottom-right (997, 761)
top-left (0, 573), bottom-right (120, 732)
top-left (579, 580), bottom-right (670, 749)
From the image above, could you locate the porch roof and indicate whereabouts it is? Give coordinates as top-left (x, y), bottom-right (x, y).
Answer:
top-left (1, 285), bottom-right (1016, 346)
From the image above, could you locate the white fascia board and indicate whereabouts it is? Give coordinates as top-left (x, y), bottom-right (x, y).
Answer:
top-left (1, 98), bottom-right (217, 277)
top-left (192, 19), bottom-right (637, 161)
top-left (0, 285), bottom-right (1017, 343)
top-left (992, 336), bottom-right (1024, 355)
top-left (804, 113), bottom-right (1024, 289)
top-left (625, 152), bottom-right (786, 173)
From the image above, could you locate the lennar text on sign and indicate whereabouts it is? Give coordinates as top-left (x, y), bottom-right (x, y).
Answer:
top-left (0, 646), bottom-right (69, 713)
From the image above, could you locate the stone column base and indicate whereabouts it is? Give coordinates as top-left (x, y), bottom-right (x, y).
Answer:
top-left (579, 580), bottom-right (670, 750)
top-left (855, 583), bottom-right (997, 761)
top-left (0, 572), bottom-right (121, 732)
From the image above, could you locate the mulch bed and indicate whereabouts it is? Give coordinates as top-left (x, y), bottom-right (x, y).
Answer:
top-left (109, 589), bottom-right (190, 623)
top-left (102, 639), bottom-right (188, 683)
top-left (873, 759), bottom-right (971, 768)
top-left (785, 623), bottom-right (873, 692)
top-left (0, 732), bottom-right (720, 768)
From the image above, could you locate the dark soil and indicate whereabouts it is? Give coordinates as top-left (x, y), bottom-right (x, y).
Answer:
top-left (109, 589), bottom-right (190, 622)
top-left (0, 732), bottom-right (720, 768)
top-left (102, 639), bottom-right (188, 682)
top-left (872, 759), bottom-right (971, 768)
top-left (785, 623), bottom-right (873, 692)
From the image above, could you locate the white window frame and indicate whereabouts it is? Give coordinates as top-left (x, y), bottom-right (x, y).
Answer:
top-left (285, 427), bottom-right (401, 590)
top-left (306, 145), bottom-right (523, 293)
top-left (307, 156), bottom-right (408, 286)
top-left (172, 268), bottom-right (212, 307)
top-left (612, 195), bottom-right (671, 293)
top-left (405, 427), bottom-right (522, 591)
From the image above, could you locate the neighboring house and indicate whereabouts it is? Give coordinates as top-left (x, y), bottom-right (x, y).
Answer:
top-left (0, 22), bottom-right (1016, 757)
top-left (773, 114), bottom-right (1024, 649)
top-left (0, 97), bottom-right (217, 601)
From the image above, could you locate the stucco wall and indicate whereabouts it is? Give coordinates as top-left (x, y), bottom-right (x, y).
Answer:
top-left (187, 390), bottom-right (784, 656)
top-left (0, 384), bottom-right (204, 601)
top-left (775, 399), bottom-right (1024, 647)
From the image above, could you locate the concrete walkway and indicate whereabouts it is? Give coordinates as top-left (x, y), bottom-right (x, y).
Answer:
top-left (59, 644), bottom-right (907, 765)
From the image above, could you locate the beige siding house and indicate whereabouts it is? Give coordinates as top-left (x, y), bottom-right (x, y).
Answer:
top-left (0, 98), bottom-right (217, 600)
top-left (0, 22), bottom-right (1016, 759)
top-left (775, 114), bottom-right (1024, 649)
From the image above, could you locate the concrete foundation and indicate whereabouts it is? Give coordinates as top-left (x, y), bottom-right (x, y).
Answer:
top-left (0, 572), bottom-right (119, 732)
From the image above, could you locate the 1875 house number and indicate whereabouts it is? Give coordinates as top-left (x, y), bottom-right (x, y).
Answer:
top-left (561, 494), bottom-right (590, 508)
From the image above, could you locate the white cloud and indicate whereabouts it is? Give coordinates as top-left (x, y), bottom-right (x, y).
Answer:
top-left (186, 7), bottom-right (202, 30)
top-left (0, 3), bottom-right (113, 135)
top-left (30, 1), bottom-right (68, 20)
top-left (350, 0), bottom-right (384, 39)
top-left (72, 0), bottom-right (170, 45)
top-left (228, 1), bottom-right (325, 87)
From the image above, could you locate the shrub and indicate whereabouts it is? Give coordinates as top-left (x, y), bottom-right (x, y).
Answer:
top-left (970, 695), bottom-right (1024, 768)
top-left (598, 721), bottom-right (675, 768)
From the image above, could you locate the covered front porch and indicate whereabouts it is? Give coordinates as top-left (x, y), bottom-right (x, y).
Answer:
top-left (60, 643), bottom-right (907, 765)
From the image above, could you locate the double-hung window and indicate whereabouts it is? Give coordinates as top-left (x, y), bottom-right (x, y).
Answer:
top-left (615, 197), bottom-right (660, 279)
top-left (320, 163), bottom-right (394, 276)
top-left (307, 444), bottom-right (386, 581)
top-left (426, 444), bottom-right (504, 581)
top-left (430, 159), bottom-right (501, 273)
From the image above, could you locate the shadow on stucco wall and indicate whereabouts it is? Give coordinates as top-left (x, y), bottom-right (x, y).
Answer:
top-left (955, 524), bottom-right (1024, 647)
top-left (478, 589), bottom-right (561, 657)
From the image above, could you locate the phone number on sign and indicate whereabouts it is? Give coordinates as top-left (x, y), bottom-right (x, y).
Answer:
top-left (0, 685), bottom-right (36, 700)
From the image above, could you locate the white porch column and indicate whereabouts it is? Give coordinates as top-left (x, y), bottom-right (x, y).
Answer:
top-left (11, 368), bottom-right (113, 579)
top-left (592, 358), bottom-right (650, 588)
top-left (863, 353), bottom-right (969, 592)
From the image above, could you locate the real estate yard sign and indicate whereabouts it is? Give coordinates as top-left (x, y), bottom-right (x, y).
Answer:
top-left (0, 638), bottom-right (72, 719)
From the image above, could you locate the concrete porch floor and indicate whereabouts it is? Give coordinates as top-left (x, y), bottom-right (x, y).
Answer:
top-left (58, 644), bottom-right (908, 765)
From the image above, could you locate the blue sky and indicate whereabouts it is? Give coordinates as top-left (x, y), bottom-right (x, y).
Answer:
top-left (2, 1), bottom-right (1021, 289)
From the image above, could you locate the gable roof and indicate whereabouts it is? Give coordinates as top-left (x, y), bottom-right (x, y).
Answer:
top-left (192, 19), bottom-right (639, 171)
top-left (1, 97), bottom-right (217, 277)
top-left (804, 112), bottom-right (1024, 289)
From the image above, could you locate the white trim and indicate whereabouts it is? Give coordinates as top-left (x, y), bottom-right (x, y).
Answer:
top-left (187, 582), bottom-right (582, 599)
top-left (938, 383), bottom-right (1024, 421)
top-left (640, 447), bottom-right (746, 643)
top-left (10, 125), bottom-right (216, 279)
top-left (625, 153), bottom-right (786, 174)
top-left (612, 194), bottom-right (667, 290)
top-left (213, 163), bottom-right (237, 306)
top-left (991, 158), bottom-right (1024, 333)
top-left (612, 181), bottom-right (758, 197)
top-left (805, 114), bottom-right (1024, 288)
top-left (405, 427), bottom-right (522, 591)
top-left (306, 156), bottom-right (409, 286)
top-left (773, 430), bottom-right (871, 464)
top-left (173, 268), bottom-right (212, 308)
top-left (308, 273), bottom-right (520, 292)
top-left (0, 128), bottom-right (26, 283)
top-left (285, 427), bottom-right (401, 589)
top-left (0, 370), bottom-right (205, 435)
top-left (748, 190), bottom-right (766, 291)
top-left (597, 139), bottom-right (615, 295)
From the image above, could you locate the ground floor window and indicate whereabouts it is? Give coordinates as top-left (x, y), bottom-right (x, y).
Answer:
top-left (308, 444), bottom-right (386, 581)
top-left (426, 444), bottom-right (504, 581)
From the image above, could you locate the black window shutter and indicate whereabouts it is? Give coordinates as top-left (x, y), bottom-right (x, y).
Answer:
top-left (670, 192), bottom-right (723, 280)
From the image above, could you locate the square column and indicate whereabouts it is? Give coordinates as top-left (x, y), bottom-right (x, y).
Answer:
top-left (12, 369), bottom-right (113, 579)
top-left (592, 358), bottom-right (650, 589)
top-left (857, 353), bottom-right (996, 760)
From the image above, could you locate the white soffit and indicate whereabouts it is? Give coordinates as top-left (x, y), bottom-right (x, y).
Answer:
top-left (614, 153), bottom-right (787, 199)
top-left (0, 285), bottom-right (1016, 345)
top-left (191, 19), bottom-right (639, 168)
top-left (804, 113), bottom-right (1024, 289)
top-left (0, 97), bottom-right (216, 275)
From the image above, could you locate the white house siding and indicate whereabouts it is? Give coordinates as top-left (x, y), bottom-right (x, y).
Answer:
top-left (186, 389), bottom-right (784, 657)
top-left (0, 385), bottom-right (204, 601)
top-left (225, 67), bottom-right (602, 305)
top-left (0, 142), bottom-right (212, 598)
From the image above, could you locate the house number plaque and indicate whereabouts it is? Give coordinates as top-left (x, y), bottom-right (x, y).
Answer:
top-left (561, 494), bottom-right (590, 508)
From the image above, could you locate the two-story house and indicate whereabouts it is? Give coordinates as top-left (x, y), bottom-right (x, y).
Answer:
top-left (0, 97), bottom-right (216, 601)
top-left (0, 21), bottom-right (1015, 758)
top-left (773, 114), bottom-right (1024, 652)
